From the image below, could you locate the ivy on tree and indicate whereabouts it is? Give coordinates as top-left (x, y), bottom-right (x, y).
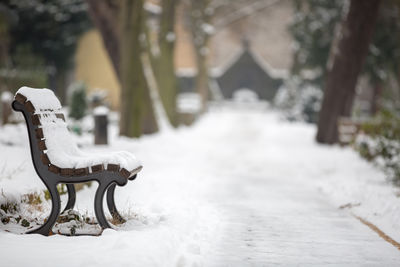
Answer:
top-left (290, 0), bottom-right (400, 89)
top-left (69, 82), bottom-right (87, 121)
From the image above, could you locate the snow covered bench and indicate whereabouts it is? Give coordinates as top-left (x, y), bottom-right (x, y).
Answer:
top-left (12, 87), bottom-right (142, 235)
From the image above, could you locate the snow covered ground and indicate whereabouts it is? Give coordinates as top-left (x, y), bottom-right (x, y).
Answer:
top-left (0, 104), bottom-right (400, 266)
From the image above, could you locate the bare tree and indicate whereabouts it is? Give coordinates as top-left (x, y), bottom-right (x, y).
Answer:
top-left (87, 0), bottom-right (158, 137)
top-left (183, 0), bottom-right (276, 111)
top-left (185, 0), bottom-right (212, 111)
top-left (146, 0), bottom-right (179, 127)
top-left (316, 0), bottom-right (381, 144)
top-left (120, 0), bottom-right (158, 137)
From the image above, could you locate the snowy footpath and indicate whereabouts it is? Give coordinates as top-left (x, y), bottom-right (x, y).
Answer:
top-left (1, 105), bottom-right (400, 266)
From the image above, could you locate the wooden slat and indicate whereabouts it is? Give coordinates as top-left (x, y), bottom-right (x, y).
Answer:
top-left (48, 164), bottom-right (60, 174)
top-left (41, 153), bottom-right (50, 165)
top-left (15, 93), bottom-right (27, 104)
top-left (131, 166), bottom-right (143, 175)
top-left (38, 140), bottom-right (47, 151)
top-left (91, 164), bottom-right (104, 173)
top-left (107, 164), bottom-right (120, 172)
top-left (119, 166), bottom-right (142, 179)
top-left (119, 168), bottom-right (131, 178)
top-left (35, 128), bottom-right (44, 139)
top-left (60, 168), bottom-right (74, 176)
top-left (24, 101), bottom-right (35, 113)
top-left (55, 113), bottom-right (65, 121)
top-left (128, 166), bottom-right (142, 180)
top-left (74, 167), bottom-right (89, 176)
top-left (31, 114), bottom-right (41, 126)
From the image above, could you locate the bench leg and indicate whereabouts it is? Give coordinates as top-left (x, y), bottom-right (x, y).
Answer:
top-left (106, 183), bottom-right (126, 224)
top-left (63, 184), bottom-right (76, 212)
top-left (27, 184), bottom-right (61, 236)
top-left (94, 182), bottom-right (112, 229)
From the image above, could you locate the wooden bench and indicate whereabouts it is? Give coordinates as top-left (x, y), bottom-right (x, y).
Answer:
top-left (12, 87), bottom-right (142, 236)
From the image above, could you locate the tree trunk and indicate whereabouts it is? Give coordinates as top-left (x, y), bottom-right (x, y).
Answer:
top-left (194, 49), bottom-right (209, 110)
top-left (0, 14), bottom-right (11, 68)
top-left (188, 0), bottom-right (211, 112)
top-left (316, 0), bottom-right (381, 144)
top-left (86, 0), bottom-right (121, 79)
top-left (119, 0), bottom-right (158, 137)
top-left (154, 0), bottom-right (179, 127)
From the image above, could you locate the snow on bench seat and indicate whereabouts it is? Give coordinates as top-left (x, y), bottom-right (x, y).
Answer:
top-left (15, 87), bottom-right (142, 178)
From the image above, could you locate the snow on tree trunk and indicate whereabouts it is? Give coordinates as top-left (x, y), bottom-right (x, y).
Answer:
top-left (316, 0), bottom-right (381, 144)
top-left (188, 0), bottom-right (212, 112)
top-left (153, 0), bottom-right (179, 127)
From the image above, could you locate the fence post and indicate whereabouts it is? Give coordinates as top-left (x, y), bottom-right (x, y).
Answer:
top-left (94, 106), bottom-right (108, 145)
top-left (1, 91), bottom-right (13, 125)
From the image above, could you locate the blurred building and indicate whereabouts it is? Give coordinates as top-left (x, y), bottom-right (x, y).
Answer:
top-left (214, 42), bottom-right (285, 101)
top-left (74, 0), bottom-right (294, 109)
top-left (75, 30), bottom-right (120, 109)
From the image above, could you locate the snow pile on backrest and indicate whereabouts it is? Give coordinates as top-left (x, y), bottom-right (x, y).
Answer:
top-left (39, 113), bottom-right (82, 168)
top-left (16, 87), bottom-right (62, 111)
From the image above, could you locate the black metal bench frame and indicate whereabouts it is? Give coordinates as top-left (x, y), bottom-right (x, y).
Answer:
top-left (12, 95), bottom-right (140, 236)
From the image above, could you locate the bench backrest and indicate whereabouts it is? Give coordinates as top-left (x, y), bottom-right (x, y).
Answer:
top-left (14, 87), bottom-right (82, 173)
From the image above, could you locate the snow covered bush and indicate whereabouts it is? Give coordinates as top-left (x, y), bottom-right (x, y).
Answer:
top-left (289, 0), bottom-right (344, 87)
top-left (0, 192), bottom-right (42, 229)
top-left (354, 109), bottom-right (400, 185)
top-left (68, 81), bottom-right (88, 121)
top-left (54, 209), bottom-right (99, 236)
top-left (274, 79), bottom-right (322, 123)
top-left (0, 185), bottom-right (98, 235)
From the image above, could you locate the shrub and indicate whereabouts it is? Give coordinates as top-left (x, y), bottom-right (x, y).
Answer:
top-left (274, 79), bottom-right (322, 123)
top-left (354, 109), bottom-right (400, 185)
top-left (68, 82), bottom-right (88, 121)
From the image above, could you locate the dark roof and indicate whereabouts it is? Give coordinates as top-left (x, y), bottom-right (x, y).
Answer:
top-left (177, 47), bottom-right (286, 101)
top-left (215, 49), bottom-right (283, 101)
